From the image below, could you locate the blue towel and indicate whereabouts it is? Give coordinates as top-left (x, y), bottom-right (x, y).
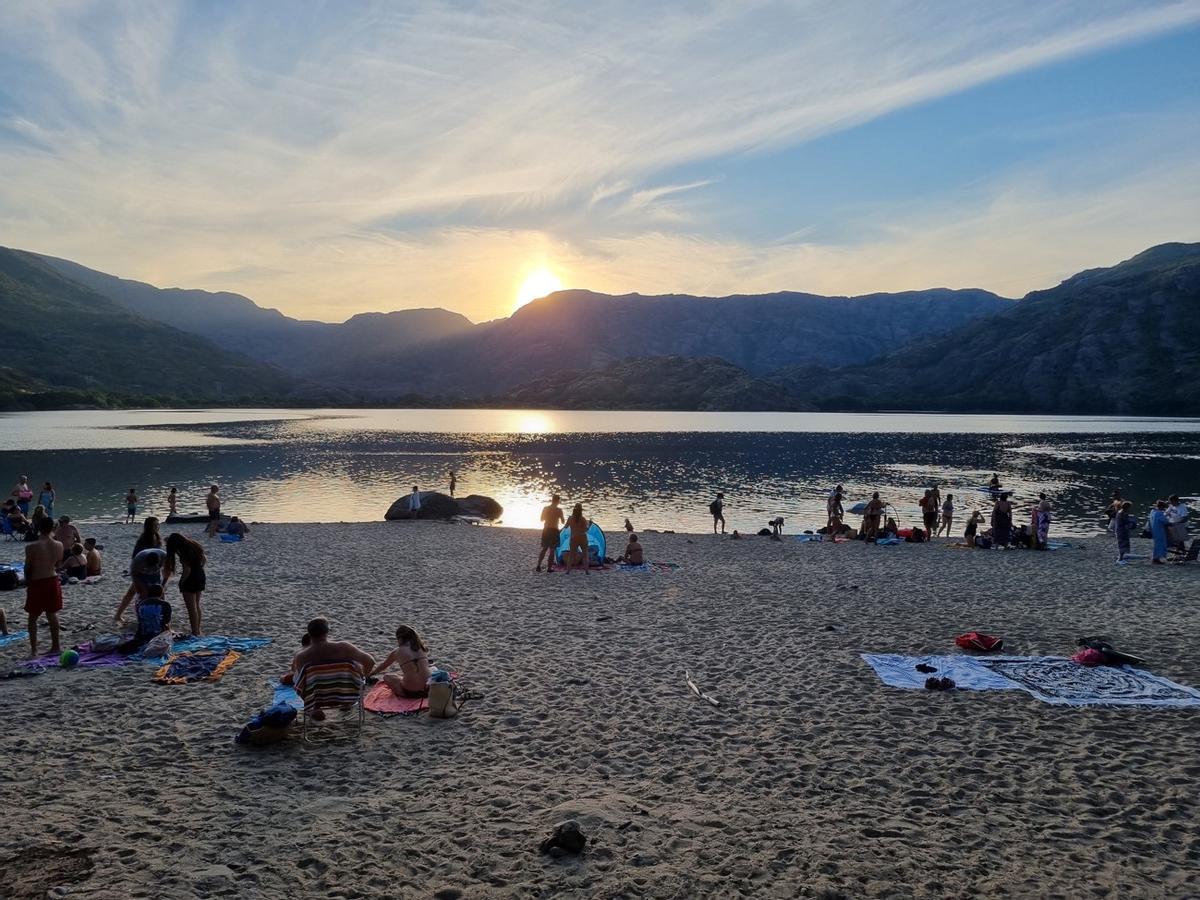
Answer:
top-left (138, 635), bottom-right (272, 666)
top-left (0, 631), bottom-right (29, 649)
top-left (271, 681), bottom-right (304, 710)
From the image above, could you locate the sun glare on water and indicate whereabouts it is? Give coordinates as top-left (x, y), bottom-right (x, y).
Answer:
top-left (514, 268), bottom-right (563, 312)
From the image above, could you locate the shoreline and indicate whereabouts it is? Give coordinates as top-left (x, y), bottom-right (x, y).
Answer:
top-left (2, 522), bottom-right (1198, 897)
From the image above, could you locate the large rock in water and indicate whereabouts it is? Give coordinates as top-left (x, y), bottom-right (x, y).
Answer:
top-left (384, 491), bottom-right (503, 521)
top-left (456, 494), bottom-right (503, 520)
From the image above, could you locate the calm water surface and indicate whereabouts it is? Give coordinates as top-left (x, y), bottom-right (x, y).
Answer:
top-left (0, 408), bottom-right (1196, 536)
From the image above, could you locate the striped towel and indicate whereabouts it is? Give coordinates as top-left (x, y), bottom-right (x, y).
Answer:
top-left (297, 662), bottom-right (364, 708)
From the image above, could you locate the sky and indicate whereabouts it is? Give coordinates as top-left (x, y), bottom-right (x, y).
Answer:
top-left (1, 1), bottom-right (1198, 324)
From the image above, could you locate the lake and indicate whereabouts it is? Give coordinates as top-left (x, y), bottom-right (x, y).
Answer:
top-left (0, 408), bottom-right (1197, 536)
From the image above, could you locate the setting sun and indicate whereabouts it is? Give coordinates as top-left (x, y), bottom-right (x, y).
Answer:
top-left (514, 268), bottom-right (563, 312)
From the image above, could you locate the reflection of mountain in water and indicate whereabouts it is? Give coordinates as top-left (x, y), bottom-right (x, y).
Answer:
top-left (3, 427), bottom-right (1196, 536)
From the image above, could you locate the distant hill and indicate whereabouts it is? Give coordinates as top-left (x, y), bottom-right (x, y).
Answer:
top-left (504, 355), bottom-right (808, 411)
top-left (34, 252), bottom-right (475, 376)
top-left (332, 287), bottom-right (1012, 397)
top-left (13, 241), bottom-right (1197, 413)
top-left (35, 254), bottom-right (1011, 397)
top-left (773, 242), bottom-right (1200, 414)
top-left (0, 249), bottom-right (309, 406)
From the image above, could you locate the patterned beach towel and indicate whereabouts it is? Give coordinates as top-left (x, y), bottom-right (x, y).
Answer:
top-left (154, 649), bottom-right (241, 684)
top-left (138, 636), bottom-right (271, 666)
top-left (862, 654), bottom-right (1200, 708)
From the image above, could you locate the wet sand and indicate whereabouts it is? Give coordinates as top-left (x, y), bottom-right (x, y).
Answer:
top-left (1, 522), bottom-right (1197, 898)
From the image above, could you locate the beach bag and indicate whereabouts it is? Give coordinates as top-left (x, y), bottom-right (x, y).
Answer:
top-left (427, 680), bottom-right (460, 719)
top-left (0, 567), bottom-right (18, 591)
top-left (90, 634), bottom-right (123, 654)
top-left (1072, 647), bottom-right (1105, 666)
top-left (955, 632), bottom-right (1004, 652)
top-left (143, 631), bottom-right (174, 658)
top-left (906, 528), bottom-right (926, 543)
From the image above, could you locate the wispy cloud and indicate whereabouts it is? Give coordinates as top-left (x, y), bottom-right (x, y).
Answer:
top-left (0, 1), bottom-right (1197, 320)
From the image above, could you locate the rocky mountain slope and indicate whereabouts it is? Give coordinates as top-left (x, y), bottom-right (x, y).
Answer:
top-left (773, 243), bottom-right (1200, 414)
top-left (0, 249), bottom-right (306, 405)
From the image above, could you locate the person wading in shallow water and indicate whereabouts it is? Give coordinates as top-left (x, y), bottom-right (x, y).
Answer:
top-left (449, 471), bottom-right (457, 498)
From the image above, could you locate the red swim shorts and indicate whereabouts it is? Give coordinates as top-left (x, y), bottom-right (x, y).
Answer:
top-left (25, 576), bottom-right (63, 615)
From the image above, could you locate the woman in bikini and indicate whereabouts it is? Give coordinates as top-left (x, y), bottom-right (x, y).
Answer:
top-left (164, 532), bottom-right (207, 637)
top-left (114, 517), bottom-right (163, 624)
top-left (566, 503), bottom-right (591, 575)
top-left (372, 625), bottom-right (432, 698)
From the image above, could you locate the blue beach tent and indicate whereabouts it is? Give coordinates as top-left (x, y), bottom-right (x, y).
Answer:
top-left (555, 522), bottom-right (607, 566)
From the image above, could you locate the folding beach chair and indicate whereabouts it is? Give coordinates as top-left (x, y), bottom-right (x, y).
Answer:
top-left (296, 661), bottom-right (366, 743)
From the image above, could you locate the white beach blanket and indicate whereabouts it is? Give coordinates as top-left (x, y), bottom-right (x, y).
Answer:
top-left (861, 654), bottom-right (1200, 708)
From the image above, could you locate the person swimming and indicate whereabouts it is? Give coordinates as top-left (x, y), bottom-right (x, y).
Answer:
top-left (371, 624), bottom-right (432, 699)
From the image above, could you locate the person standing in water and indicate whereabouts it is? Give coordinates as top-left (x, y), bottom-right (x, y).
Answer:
top-left (448, 471), bottom-right (457, 498)
top-left (167, 486), bottom-right (178, 517)
top-left (204, 485), bottom-right (221, 537)
top-left (125, 487), bottom-right (138, 524)
top-left (38, 482), bottom-right (55, 520)
top-left (536, 495), bottom-right (565, 572)
top-left (710, 493), bottom-right (726, 534)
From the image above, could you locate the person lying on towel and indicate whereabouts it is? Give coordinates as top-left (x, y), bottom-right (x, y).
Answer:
top-left (617, 534), bottom-right (645, 565)
top-left (370, 625), bottom-right (432, 699)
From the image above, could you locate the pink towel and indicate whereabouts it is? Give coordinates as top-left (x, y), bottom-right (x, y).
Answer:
top-left (364, 681), bottom-right (429, 716)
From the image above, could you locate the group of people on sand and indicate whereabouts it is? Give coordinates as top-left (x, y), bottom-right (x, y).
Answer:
top-left (16, 513), bottom-right (211, 658)
top-left (113, 517), bottom-right (209, 638)
top-left (1106, 491), bottom-right (1193, 565)
top-left (707, 475), bottom-right (1191, 560)
top-left (531, 494), bottom-right (646, 574)
top-left (281, 617), bottom-right (437, 710)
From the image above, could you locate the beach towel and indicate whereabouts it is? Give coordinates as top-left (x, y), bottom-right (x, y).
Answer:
top-left (364, 672), bottom-right (459, 717)
top-left (137, 635), bottom-right (271, 666)
top-left (617, 561), bottom-right (680, 572)
top-left (862, 654), bottom-right (1016, 692)
top-left (271, 681), bottom-right (304, 711)
top-left (21, 640), bottom-right (131, 670)
top-left (0, 630), bottom-right (28, 649)
top-left (364, 681), bottom-right (429, 716)
top-left (154, 649), bottom-right (241, 684)
top-left (874, 536), bottom-right (902, 546)
top-left (219, 533), bottom-right (242, 543)
top-left (862, 654), bottom-right (1200, 707)
top-left (794, 534), bottom-right (822, 543)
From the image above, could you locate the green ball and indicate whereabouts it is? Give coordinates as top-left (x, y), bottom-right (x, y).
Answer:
top-left (59, 649), bottom-right (80, 668)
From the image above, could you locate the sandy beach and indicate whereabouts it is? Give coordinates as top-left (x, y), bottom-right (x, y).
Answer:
top-left (1, 521), bottom-right (1198, 899)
